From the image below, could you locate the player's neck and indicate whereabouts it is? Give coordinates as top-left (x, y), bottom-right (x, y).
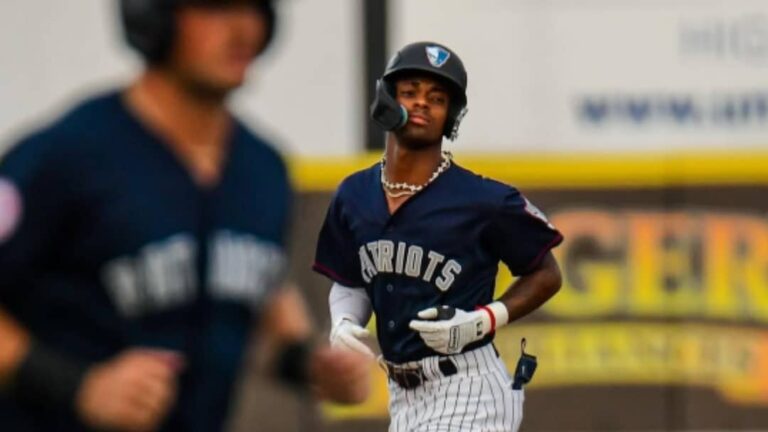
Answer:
top-left (127, 70), bottom-right (231, 148)
top-left (125, 71), bottom-right (233, 187)
top-left (384, 137), bottom-right (443, 186)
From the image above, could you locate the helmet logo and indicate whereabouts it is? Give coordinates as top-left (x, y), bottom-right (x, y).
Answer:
top-left (426, 46), bottom-right (451, 68)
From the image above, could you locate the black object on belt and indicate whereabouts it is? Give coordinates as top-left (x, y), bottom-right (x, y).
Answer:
top-left (383, 357), bottom-right (458, 389)
top-left (512, 338), bottom-right (538, 390)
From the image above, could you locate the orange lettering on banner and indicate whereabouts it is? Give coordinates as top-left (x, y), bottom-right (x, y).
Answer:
top-left (737, 216), bottom-right (768, 318)
top-left (703, 214), bottom-right (739, 320)
top-left (540, 209), bottom-right (768, 324)
top-left (626, 212), bottom-right (700, 316)
top-left (544, 210), bottom-right (622, 317)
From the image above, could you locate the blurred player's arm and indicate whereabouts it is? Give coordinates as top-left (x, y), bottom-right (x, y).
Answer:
top-left (0, 303), bottom-right (182, 431)
top-left (260, 283), bottom-right (371, 404)
top-left (0, 308), bottom-right (30, 387)
top-left (0, 140), bottom-right (181, 431)
top-left (260, 282), bottom-right (313, 343)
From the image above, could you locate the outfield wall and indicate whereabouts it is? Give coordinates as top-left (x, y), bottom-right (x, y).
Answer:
top-left (231, 153), bottom-right (768, 431)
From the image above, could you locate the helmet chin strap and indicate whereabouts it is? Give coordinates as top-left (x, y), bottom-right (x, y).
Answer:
top-left (397, 105), bottom-right (409, 129)
top-left (370, 80), bottom-right (409, 131)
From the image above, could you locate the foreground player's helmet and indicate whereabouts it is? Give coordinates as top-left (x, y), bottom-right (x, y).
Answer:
top-left (119, 0), bottom-right (277, 64)
top-left (370, 41), bottom-right (468, 141)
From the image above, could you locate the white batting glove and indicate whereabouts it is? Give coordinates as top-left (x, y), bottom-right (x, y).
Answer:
top-left (330, 317), bottom-right (374, 358)
top-left (408, 307), bottom-right (488, 355)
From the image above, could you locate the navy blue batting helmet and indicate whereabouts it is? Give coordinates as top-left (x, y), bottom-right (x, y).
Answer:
top-left (119, 0), bottom-right (277, 64)
top-left (370, 42), bottom-right (468, 140)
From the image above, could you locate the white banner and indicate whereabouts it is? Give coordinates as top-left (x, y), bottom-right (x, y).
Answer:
top-left (392, 0), bottom-right (768, 153)
top-left (2, 1), bottom-right (767, 156)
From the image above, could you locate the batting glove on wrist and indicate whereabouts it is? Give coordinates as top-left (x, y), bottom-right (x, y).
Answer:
top-left (408, 306), bottom-right (492, 355)
top-left (330, 317), bottom-right (374, 358)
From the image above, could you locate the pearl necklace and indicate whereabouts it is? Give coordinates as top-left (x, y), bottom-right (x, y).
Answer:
top-left (380, 150), bottom-right (453, 197)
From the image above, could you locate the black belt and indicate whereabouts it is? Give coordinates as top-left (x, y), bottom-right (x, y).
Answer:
top-left (381, 357), bottom-right (458, 390)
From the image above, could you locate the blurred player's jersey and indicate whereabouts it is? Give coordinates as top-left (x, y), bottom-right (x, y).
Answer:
top-left (314, 163), bottom-right (562, 363)
top-left (0, 92), bottom-right (291, 431)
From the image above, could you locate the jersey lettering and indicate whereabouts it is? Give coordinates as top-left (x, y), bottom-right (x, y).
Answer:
top-left (366, 241), bottom-right (380, 266)
top-left (423, 251), bottom-right (445, 282)
top-left (357, 240), bottom-right (462, 291)
top-left (395, 241), bottom-right (406, 274)
top-left (104, 231), bottom-right (284, 317)
top-left (208, 230), bottom-right (285, 307)
top-left (378, 240), bottom-right (394, 273)
top-left (359, 246), bottom-right (378, 283)
top-left (405, 245), bottom-right (423, 277)
top-left (103, 234), bottom-right (197, 317)
top-left (436, 259), bottom-right (462, 292)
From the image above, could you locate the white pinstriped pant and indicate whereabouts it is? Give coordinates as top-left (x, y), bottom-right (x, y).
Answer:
top-left (387, 344), bottom-right (524, 432)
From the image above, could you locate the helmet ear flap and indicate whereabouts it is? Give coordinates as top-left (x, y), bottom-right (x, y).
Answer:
top-left (445, 106), bottom-right (468, 141)
top-left (370, 79), bottom-right (409, 131)
top-left (441, 85), bottom-right (467, 140)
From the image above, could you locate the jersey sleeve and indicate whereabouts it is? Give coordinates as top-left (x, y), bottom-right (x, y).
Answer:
top-left (312, 191), bottom-right (364, 287)
top-left (0, 133), bottom-right (70, 296)
top-left (484, 188), bottom-right (563, 276)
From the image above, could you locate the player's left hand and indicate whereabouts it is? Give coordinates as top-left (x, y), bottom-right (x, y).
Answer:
top-left (409, 306), bottom-right (491, 355)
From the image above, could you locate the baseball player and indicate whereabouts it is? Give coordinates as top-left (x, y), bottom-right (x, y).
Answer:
top-left (0, 1), bottom-right (370, 431)
top-left (314, 42), bottom-right (563, 431)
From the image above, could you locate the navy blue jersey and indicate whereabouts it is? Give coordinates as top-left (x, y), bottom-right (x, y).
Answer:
top-left (0, 92), bottom-right (291, 432)
top-left (313, 163), bottom-right (562, 363)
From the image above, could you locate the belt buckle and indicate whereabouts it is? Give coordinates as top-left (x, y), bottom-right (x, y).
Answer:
top-left (396, 367), bottom-right (423, 389)
top-left (438, 357), bottom-right (457, 377)
top-left (382, 360), bottom-right (425, 390)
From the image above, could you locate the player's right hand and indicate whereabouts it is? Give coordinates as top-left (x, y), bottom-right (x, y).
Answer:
top-left (75, 348), bottom-right (184, 432)
top-left (329, 317), bottom-right (374, 358)
top-left (309, 345), bottom-right (372, 404)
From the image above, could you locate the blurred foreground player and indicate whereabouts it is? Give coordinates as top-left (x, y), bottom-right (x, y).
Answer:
top-left (314, 42), bottom-right (562, 431)
top-left (0, 1), bottom-right (370, 431)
